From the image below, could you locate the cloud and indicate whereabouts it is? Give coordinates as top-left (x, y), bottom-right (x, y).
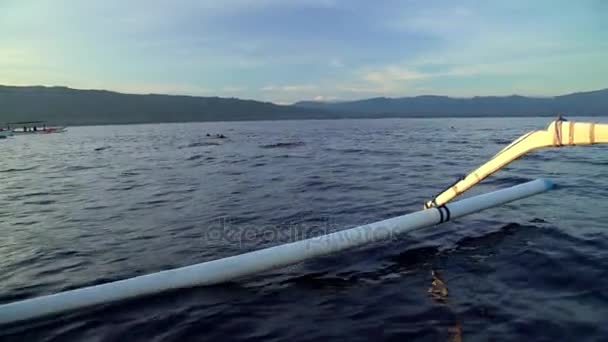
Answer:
top-left (336, 82), bottom-right (417, 96)
top-left (313, 95), bottom-right (338, 101)
top-left (261, 84), bottom-right (317, 92)
top-left (336, 65), bottom-right (430, 96)
top-left (363, 66), bottom-right (428, 83)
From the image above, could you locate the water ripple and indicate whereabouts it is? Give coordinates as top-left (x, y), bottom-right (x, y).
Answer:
top-left (1, 118), bottom-right (607, 341)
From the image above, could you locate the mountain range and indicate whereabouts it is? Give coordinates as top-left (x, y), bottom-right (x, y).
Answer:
top-left (294, 89), bottom-right (608, 117)
top-left (1, 85), bottom-right (607, 125)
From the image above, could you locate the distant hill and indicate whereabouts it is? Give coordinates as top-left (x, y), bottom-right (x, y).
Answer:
top-left (0, 85), bottom-right (327, 125)
top-left (293, 89), bottom-right (608, 117)
top-left (1, 85), bottom-right (607, 125)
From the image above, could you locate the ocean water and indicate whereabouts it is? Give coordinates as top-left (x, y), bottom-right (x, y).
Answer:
top-left (1, 117), bottom-right (608, 341)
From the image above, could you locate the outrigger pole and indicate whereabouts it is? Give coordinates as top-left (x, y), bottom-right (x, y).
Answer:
top-left (0, 179), bottom-right (552, 325)
top-left (425, 116), bottom-right (608, 209)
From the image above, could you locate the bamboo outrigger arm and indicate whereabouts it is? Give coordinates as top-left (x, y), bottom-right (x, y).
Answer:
top-left (424, 116), bottom-right (608, 209)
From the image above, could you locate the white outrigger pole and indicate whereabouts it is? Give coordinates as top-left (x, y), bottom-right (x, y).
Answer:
top-left (0, 180), bottom-right (552, 325)
top-left (0, 116), bottom-right (603, 325)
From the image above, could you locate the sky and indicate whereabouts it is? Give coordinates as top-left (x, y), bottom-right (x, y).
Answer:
top-left (1, 0), bottom-right (607, 104)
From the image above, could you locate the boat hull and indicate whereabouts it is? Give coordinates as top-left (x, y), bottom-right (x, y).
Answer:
top-left (0, 130), bottom-right (13, 138)
top-left (12, 127), bottom-right (66, 135)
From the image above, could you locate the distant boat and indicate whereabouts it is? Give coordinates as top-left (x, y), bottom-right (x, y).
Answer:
top-left (8, 121), bottom-right (67, 135)
top-left (0, 129), bottom-right (13, 139)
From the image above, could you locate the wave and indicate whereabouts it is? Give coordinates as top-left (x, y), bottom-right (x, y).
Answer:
top-left (455, 222), bottom-right (526, 248)
top-left (64, 165), bottom-right (99, 172)
top-left (447, 139), bottom-right (469, 145)
top-left (186, 155), bottom-right (204, 161)
top-left (491, 138), bottom-right (512, 145)
top-left (23, 199), bottom-right (57, 205)
top-left (0, 166), bottom-right (38, 173)
top-left (179, 141), bottom-right (221, 149)
top-left (260, 142), bottom-right (305, 149)
top-left (279, 271), bottom-right (356, 289)
top-left (106, 183), bottom-right (147, 191)
top-left (328, 148), bottom-right (363, 154)
top-left (387, 245), bottom-right (441, 265)
top-left (572, 159), bottom-right (608, 166)
top-left (323, 147), bottom-right (400, 156)
top-left (485, 175), bottom-right (534, 186)
top-left (7, 191), bottom-right (51, 200)
top-left (520, 153), bottom-right (554, 162)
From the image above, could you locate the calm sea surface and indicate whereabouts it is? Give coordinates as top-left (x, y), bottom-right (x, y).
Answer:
top-left (1, 117), bottom-right (608, 341)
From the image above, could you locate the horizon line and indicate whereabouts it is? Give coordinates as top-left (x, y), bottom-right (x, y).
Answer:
top-left (2, 83), bottom-right (606, 106)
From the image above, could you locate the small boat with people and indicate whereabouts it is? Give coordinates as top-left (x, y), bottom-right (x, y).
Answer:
top-left (8, 121), bottom-right (66, 135)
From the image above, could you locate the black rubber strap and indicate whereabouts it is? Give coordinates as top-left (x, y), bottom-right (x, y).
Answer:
top-left (436, 205), bottom-right (451, 223)
top-left (436, 207), bottom-right (444, 223)
top-left (442, 205), bottom-right (451, 222)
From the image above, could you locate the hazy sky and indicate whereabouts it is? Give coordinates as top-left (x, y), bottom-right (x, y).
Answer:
top-left (1, 0), bottom-right (606, 103)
